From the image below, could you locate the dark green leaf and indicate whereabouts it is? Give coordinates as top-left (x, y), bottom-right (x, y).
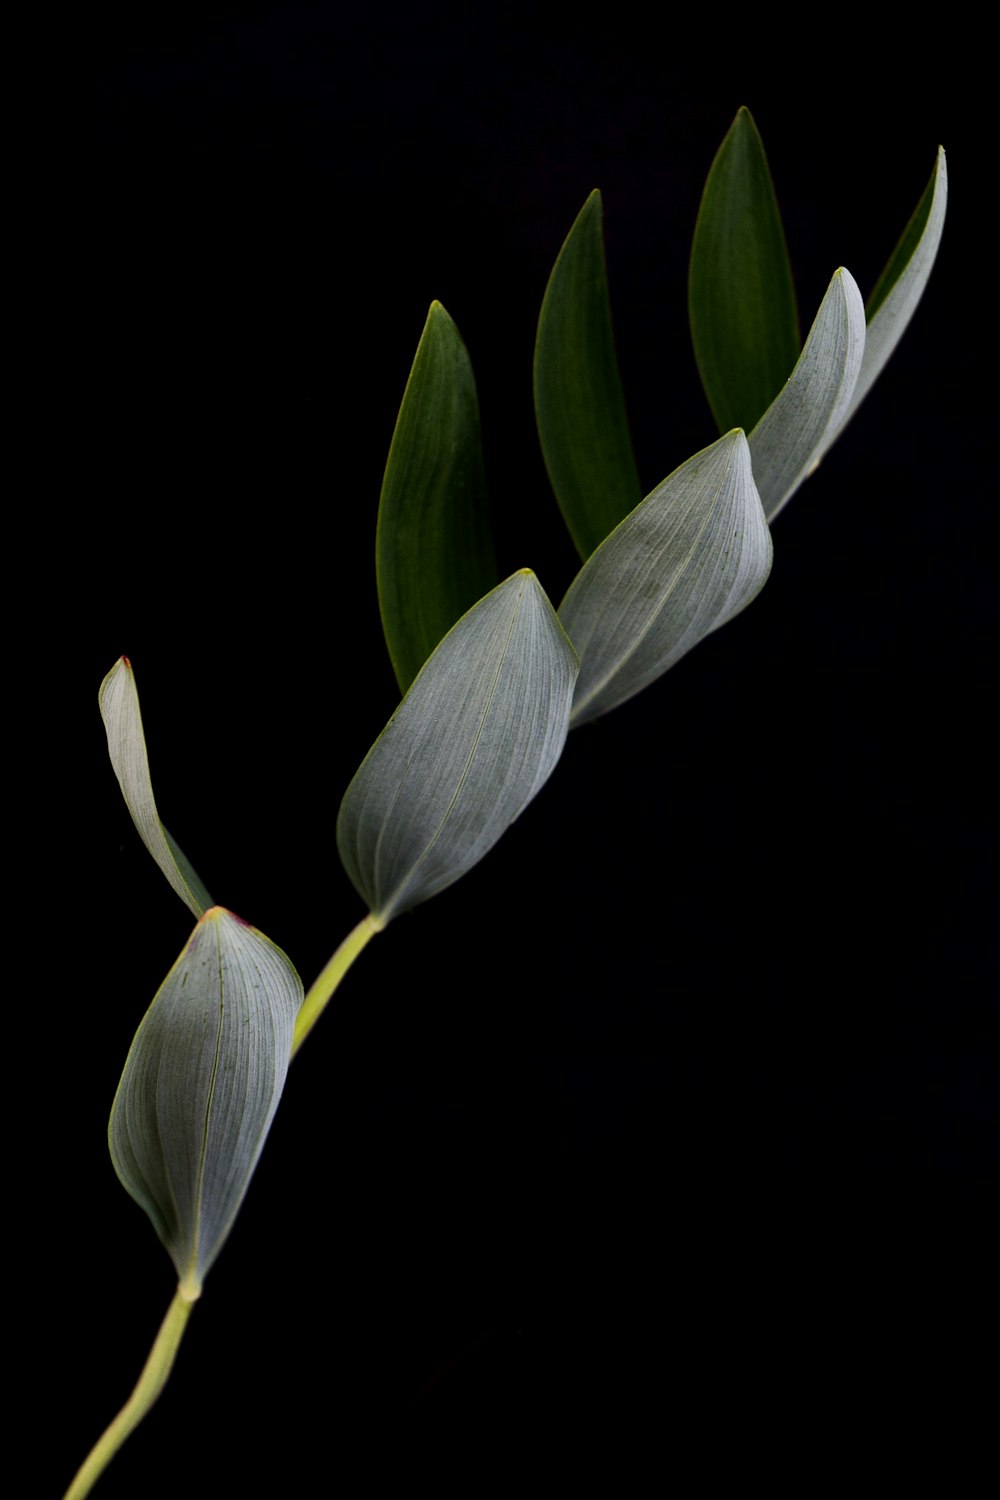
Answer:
top-left (689, 106), bottom-right (800, 434)
top-left (534, 190), bottom-right (642, 559)
top-left (377, 301), bottom-right (498, 694)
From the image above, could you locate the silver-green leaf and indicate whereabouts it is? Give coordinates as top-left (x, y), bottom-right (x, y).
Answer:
top-left (98, 657), bottom-right (212, 917)
top-left (338, 570), bottom-right (578, 923)
top-left (747, 268), bottom-right (866, 522)
top-left (560, 430), bottom-right (771, 727)
top-left (109, 907), bottom-right (303, 1298)
top-left (839, 145), bottom-right (947, 433)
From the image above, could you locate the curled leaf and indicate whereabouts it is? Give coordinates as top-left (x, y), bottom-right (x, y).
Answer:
top-left (98, 657), bottom-right (211, 917)
top-left (338, 570), bottom-right (578, 922)
top-left (689, 106), bottom-right (800, 435)
top-left (839, 145), bottom-right (947, 432)
top-left (109, 907), bottom-right (302, 1298)
top-left (748, 267), bottom-right (866, 521)
top-left (560, 430), bottom-right (771, 726)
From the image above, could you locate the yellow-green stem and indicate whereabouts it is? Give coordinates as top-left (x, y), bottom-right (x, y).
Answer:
top-left (63, 1286), bottom-right (195, 1500)
top-left (66, 917), bottom-right (378, 1494)
top-left (292, 912), bottom-right (382, 1056)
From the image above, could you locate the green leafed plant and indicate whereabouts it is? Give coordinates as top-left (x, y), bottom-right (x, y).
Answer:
top-left (689, 105), bottom-right (801, 436)
top-left (64, 108), bottom-right (946, 1497)
top-left (534, 189), bottom-right (644, 558)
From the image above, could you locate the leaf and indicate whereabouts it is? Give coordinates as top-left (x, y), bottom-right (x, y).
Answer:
top-left (689, 106), bottom-right (801, 435)
top-left (109, 907), bottom-right (303, 1298)
top-left (534, 189), bottom-right (643, 559)
top-left (560, 430), bottom-right (771, 727)
top-left (99, 657), bottom-right (212, 917)
top-left (377, 301), bottom-right (498, 694)
top-left (338, 571), bottom-right (578, 922)
top-left (747, 268), bottom-right (866, 521)
top-left (836, 146), bottom-right (947, 433)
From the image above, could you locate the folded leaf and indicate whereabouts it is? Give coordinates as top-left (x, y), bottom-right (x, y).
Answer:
top-left (689, 106), bottom-right (800, 435)
top-left (338, 571), bottom-right (578, 922)
top-left (99, 657), bottom-right (211, 917)
top-left (109, 907), bottom-right (302, 1298)
top-left (748, 268), bottom-right (866, 521)
top-left (561, 430), bottom-right (771, 726)
top-left (377, 301), bottom-right (498, 694)
top-left (534, 189), bottom-right (642, 558)
top-left (837, 146), bottom-right (947, 433)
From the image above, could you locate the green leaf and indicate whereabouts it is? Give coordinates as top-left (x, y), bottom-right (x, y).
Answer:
top-left (377, 301), bottom-right (498, 694)
top-left (748, 268), bottom-right (866, 521)
top-left (560, 430), bottom-right (771, 727)
top-left (837, 146), bottom-right (947, 432)
top-left (99, 657), bottom-right (212, 917)
top-left (534, 189), bottom-right (643, 559)
top-left (109, 907), bottom-right (303, 1298)
top-left (338, 570), bottom-right (578, 923)
top-left (689, 106), bottom-right (800, 435)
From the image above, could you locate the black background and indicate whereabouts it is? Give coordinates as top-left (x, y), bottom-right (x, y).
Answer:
top-left (45, 5), bottom-right (992, 1494)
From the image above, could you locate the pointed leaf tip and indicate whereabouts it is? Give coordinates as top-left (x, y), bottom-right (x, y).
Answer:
top-left (838, 146), bottom-right (947, 430)
top-left (98, 657), bottom-right (212, 916)
top-left (748, 266), bottom-right (866, 520)
top-left (560, 429), bottom-right (772, 725)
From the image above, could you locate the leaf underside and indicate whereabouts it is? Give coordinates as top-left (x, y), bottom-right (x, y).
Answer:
top-left (98, 657), bottom-right (212, 917)
top-left (560, 429), bottom-right (772, 726)
top-left (338, 570), bottom-right (579, 922)
top-left (839, 146), bottom-right (947, 431)
top-left (748, 267), bottom-right (866, 521)
top-left (109, 907), bottom-right (302, 1296)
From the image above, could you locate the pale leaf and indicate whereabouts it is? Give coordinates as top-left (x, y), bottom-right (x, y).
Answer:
top-left (338, 571), bottom-right (578, 922)
top-left (560, 430), bottom-right (772, 726)
top-left (98, 657), bottom-right (211, 917)
top-left (747, 268), bottom-right (866, 521)
top-left (108, 907), bottom-right (302, 1297)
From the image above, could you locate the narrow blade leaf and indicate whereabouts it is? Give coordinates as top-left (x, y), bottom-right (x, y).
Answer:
top-left (561, 430), bottom-right (771, 727)
top-left (836, 146), bottom-right (947, 433)
top-left (109, 907), bottom-right (303, 1298)
top-left (377, 301), bottom-right (498, 694)
top-left (338, 571), bottom-right (578, 923)
top-left (99, 657), bottom-right (212, 917)
top-left (689, 106), bottom-right (800, 435)
top-left (748, 267), bottom-right (866, 521)
top-left (534, 190), bottom-right (643, 558)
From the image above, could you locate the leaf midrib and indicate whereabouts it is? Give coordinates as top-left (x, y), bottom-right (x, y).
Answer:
top-left (186, 927), bottom-right (226, 1293)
